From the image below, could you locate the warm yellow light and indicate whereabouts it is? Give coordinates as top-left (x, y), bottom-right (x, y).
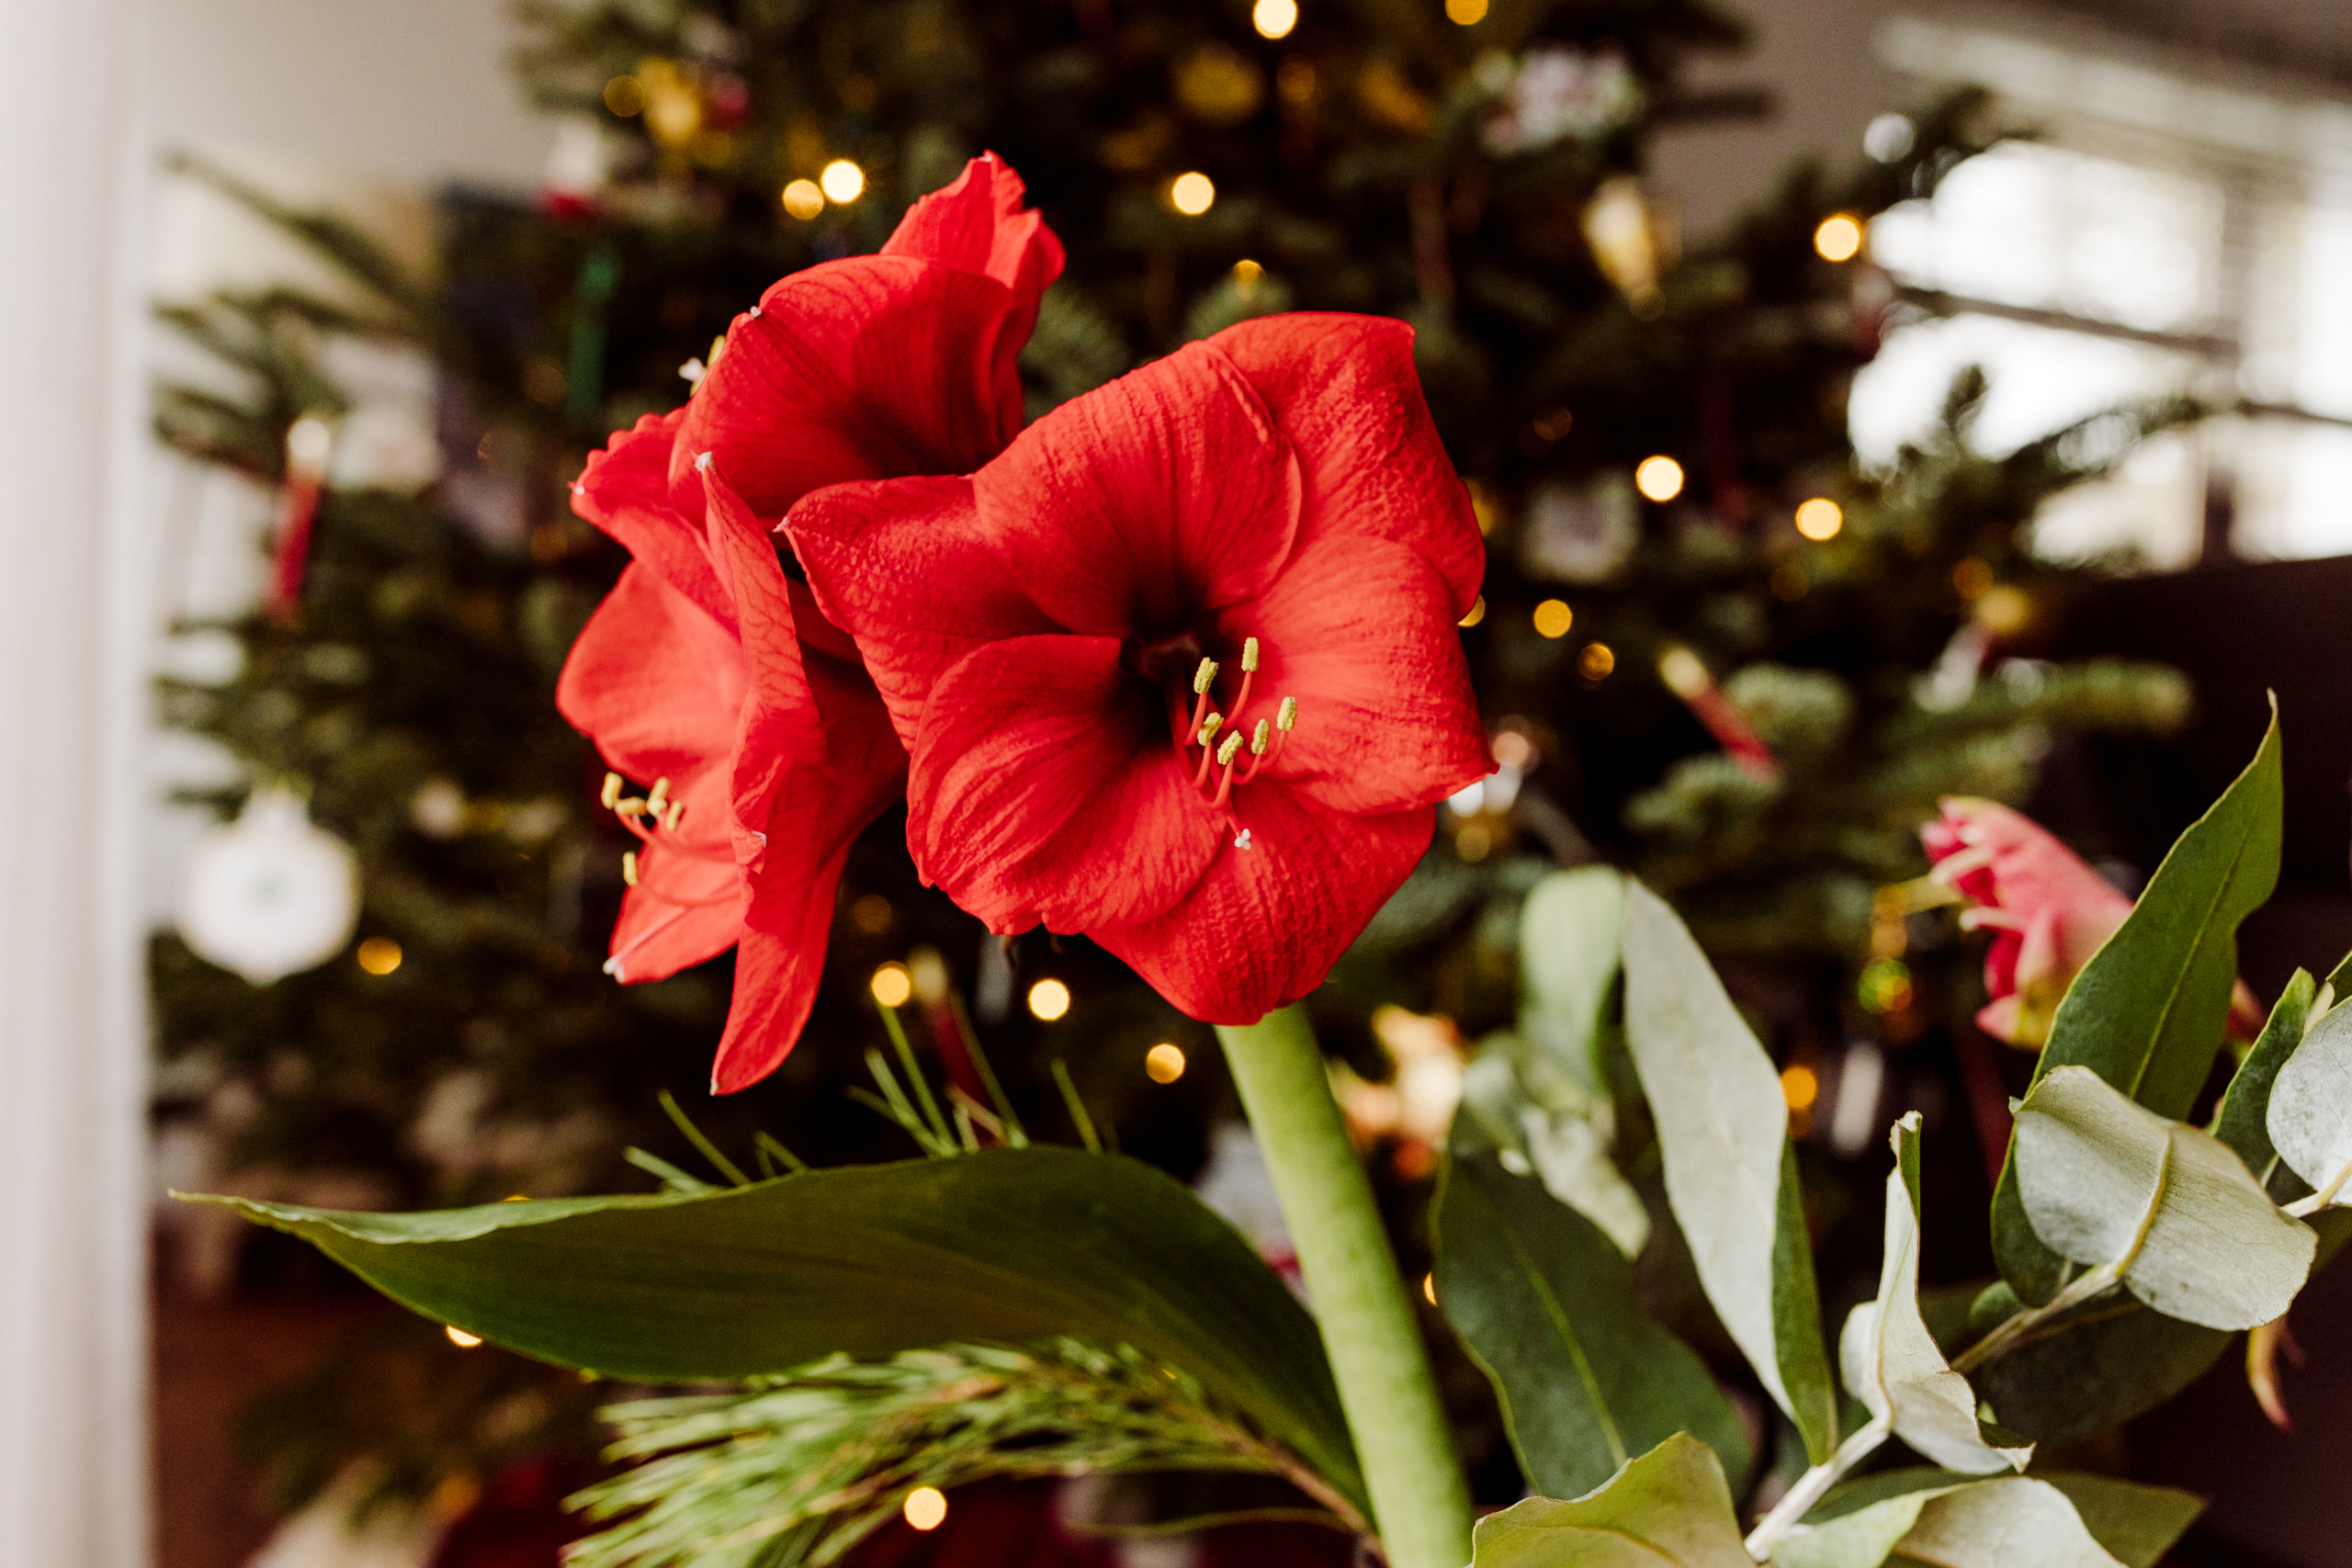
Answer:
top-left (1794, 497), bottom-right (1844, 540)
top-left (1814, 213), bottom-right (1865, 263)
top-left (1146, 1043), bottom-right (1188, 1083)
top-left (781, 179), bottom-right (825, 220)
top-left (903, 1487), bottom-right (948, 1531)
top-left (356, 938), bottom-right (402, 976)
top-left (871, 962), bottom-right (913, 1009)
top-left (1578, 642), bottom-right (1616, 681)
top-left (1657, 646), bottom-right (1708, 698)
top-left (1532, 599), bottom-right (1574, 639)
top-left (1253, 0), bottom-right (1299, 39)
top-left (1634, 455), bottom-right (1684, 502)
top-left (1232, 257), bottom-right (1265, 289)
top-left (1445, 0), bottom-right (1488, 23)
top-left (1422, 1272), bottom-right (1439, 1305)
top-left (1170, 171), bottom-right (1217, 216)
top-left (1455, 823), bottom-right (1492, 862)
top-left (603, 75), bottom-right (645, 117)
top-left (1028, 978), bottom-right (1072, 1021)
top-left (445, 1325), bottom-right (482, 1348)
top-left (850, 893), bottom-right (893, 934)
top-left (820, 159), bottom-right (866, 204)
top-left (1781, 1064), bottom-right (1819, 1112)
top-left (1975, 584), bottom-right (2031, 638)
top-left (1457, 595), bottom-right (1486, 628)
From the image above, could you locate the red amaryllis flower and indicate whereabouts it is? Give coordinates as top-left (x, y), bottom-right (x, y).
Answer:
top-left (556, 153), bottom-right (1063, 1089)
top-left (788, 315), bottom-right (1490, 1022)
top-left (1923, 797), bottom-right (2260, 1047)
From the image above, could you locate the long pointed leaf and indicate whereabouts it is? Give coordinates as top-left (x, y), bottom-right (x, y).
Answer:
top-left (2213, 968), bottom-right (2315, 1190)
top-left (1993, 708), bottom-right (2281, 1303)
top-left (196, 1146), bottom-right (1363, 1515)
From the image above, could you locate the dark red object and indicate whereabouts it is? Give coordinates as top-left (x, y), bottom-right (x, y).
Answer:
top-left (789, 314), bottom-right (1491, 1024)
top-left (555, 152), bottom-right (1062, 1090)
top-left (262, 468), bottom-right (323, 623)
top-left (426, 1460), bottom-right (591, 1568)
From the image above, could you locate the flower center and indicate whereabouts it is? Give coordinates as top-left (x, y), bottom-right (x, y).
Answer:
top-left (1181, 637), bottom-right (1299, 809)
top-left (600, 770), bottom-right (710, 887)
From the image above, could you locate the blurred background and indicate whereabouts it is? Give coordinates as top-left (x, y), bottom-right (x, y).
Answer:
top-left (11, 0), bottom-right (2352, 1564)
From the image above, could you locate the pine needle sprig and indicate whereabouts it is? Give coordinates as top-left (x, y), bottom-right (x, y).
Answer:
top-left (564, 1340), bottom-right (1365, 1568)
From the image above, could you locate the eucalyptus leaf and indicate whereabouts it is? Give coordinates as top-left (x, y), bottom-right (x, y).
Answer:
top-left (1459, 1047), bottom-right (1650, 1259)
top-left (1838, 1114), bottom-right (2030, 1475)
top-left (1623, 881), bottom-right (1838, 1460)
top-left (2212, 968), bottom-right (2314, 1189)
top-left (1993, 710), bottom-right (2280, 1304)
top-left (2037, 1474), bottom-right (2204, 1568)
top-left (1893, 1477), bottom-right (2127, 1568)
top-left (1521, 867), bottom-right (1627, 1097)
top-left (2267, 989), bottom-right (2352, 1207)
top-left (1773, 1470), bottom-right (2197, 1568)
top-left (1435, 1152), bottom-right (1748, 1502)
top-left (2014, 1066), bottom-right (2313, 1330)
top-left (1467, 1434), bottom-right (1750, 1568)
top-left (194, 1146), bottom-right (1363, 1516)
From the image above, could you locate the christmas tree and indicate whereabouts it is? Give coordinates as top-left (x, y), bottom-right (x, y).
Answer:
top-left (153, 0), bottom-right (2191, 1542)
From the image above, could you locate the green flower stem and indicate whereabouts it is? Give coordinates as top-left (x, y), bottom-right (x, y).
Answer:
top-left (1216, 1004), bottom-right (1474, 1568)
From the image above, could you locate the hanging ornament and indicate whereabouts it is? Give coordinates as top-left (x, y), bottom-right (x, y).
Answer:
top-left (177, 788), bottom-right (360, 986)
top-left (1580, 175), bottom-right (1677, 318)
top-left (262, 413), bottom-right (334, 623)
top-left (1657, 647), bottom-right (1778, 778)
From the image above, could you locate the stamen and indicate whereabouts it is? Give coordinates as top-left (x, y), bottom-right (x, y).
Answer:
top-left (1233, 637), bottom-right (1260, 716)
top-left (1245, 695), bottom-right (1299, 784)
top-left (622, 850), bottom-right (639, 886)
top-left (648, 776), bottom-right (671, 815)
top-left (1241, 718), bottom-right (1273, 783)
top-left (1210, 731), bottom-right (1246, 807)
top-left (664, 799), bottom-right (684, 831)
top-left (1193, 659), bottom-right (1221, 694)
top-left (600, 772), bottom-right (622, 809)
top-left (616, 797), bottom-right (649, 818)
top-left (1193, 713), bottom-right (1224, 785)
top-left (1278, 696), bottom-right (1298, 731)
top-left (1188, 658), bottom-right (1220, 733)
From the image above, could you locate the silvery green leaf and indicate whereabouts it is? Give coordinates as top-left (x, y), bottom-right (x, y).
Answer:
top-left (1893, 1478), bottom-right (2129, 1568)
top-left (2015, 1066), bottom-right (2313, 1329)
top-left (2212, 968), bottom-right (2315, 1190)
top-left (1468, 1434), bottom-right (1750, 1568)
top-left (1773, 1471), bottom-right (2199, 1568)
top-left (1623, 882), bottom-right (1838, 1460)
top-left (1522, 1101), bottom-right (1652, 1257)
top-left (1838, 1114), bottom-right (2030, 1475)
top-left (2038, 1474), bottom-right (2204, 1568)
top-left (2266, 986), bottom-right (2352, 1207)
top-left (1521, 867), bottom-right (1627, 1099)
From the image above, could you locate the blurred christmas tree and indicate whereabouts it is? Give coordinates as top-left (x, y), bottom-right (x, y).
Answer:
top-left (153, 0), bottom-right (2194, 1540)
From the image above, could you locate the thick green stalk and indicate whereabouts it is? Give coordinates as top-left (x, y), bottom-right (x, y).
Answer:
top-left (1216, 1004), bottom-right (1474, 1568)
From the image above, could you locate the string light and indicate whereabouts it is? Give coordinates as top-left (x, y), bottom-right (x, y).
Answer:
top-left (1422, 1272), bottom-right (1438, 1304)
top-left (1532, 599), bottom-right (1573, 638)
top-left (1813, 214), bottom-right (1864, 263)
top-left (820, 159), bottom-right (865, 204)
top-left (1028, 978), bottom-right (1071, 1021)
top-left (1578, 642), bottom-right (1616, 682)
top-left (1252, 0), bottom-right (1298, 39)
top-left (781, 179), bottom-right (825, 220)
top-left (356, 938), bottom-right (402, 976)
top-left (903, 1488), bottom-right (948, 1531)
top-left (871, 962), bottom-right (913, 1008)
top-left (1794, 498), bottom-right (1843, 540)
top-left (1634, 455), bottom-right (1684, 502)
top-left (1458, 595), bottom-right (1486, 628)
top-left (1444, 0), bottom-right (1488, 23)
top-left (1170, 171), bottom-right (1216, 216)
top-left (1146, 1043), bottom-right (1187, 1083)
top-left (1780, 1064), bottom-right (1819, 1112)
top-left (445, 1326), bottom-right (482, 1348)
top-left (603, 75), bottom-right (645, 117)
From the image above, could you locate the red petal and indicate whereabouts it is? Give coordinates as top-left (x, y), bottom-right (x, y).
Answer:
top-left (710, 837), bottom-right (855, 1093)
top-left (677, 260), bottom-right (1030, 518)
top-left (570, 412), bottom-right (734, 635)
top-left (1211, 315), bottom-right (1485, 619)
top-left (1211, 535), bottom-right (1489, 815)
top-left (881, 152), bottom-right (1066, 300)
top-left (788, 475), bottom-right (1063, 750)
top-left (972, 341), bottom-right (1301, 638)
top-left (555, 564), bottom-right (743, 785)
top-left (908, 636), bottom-right (1222, 933)
top-left (605, 794), bottom-right (750, 985)
top-left (1093, 795), bottom-right (1436, 1024)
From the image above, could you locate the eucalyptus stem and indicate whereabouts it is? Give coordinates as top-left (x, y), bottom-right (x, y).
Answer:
top-left (1742, 1417), bottom-right (1891, 1561)
top-left (1949, 1261), bottom-right (2124, 1377)
top-left (1216, 1004), bottom-right (1474, 1568)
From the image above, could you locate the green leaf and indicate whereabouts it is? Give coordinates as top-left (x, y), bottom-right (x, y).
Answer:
top-left (1970, 1301), bottom-right (2227, 1449)
top-left (1838, 1115), bottom-right (2030, 1474)
top-left (1623, 882), bottom-right (1838, 1461)
top-left (1434, 1151), bottom-right (1748, 1501)
top-left (2267, 988), bottom-right (2352, 1208)
top-left (2038, 1474), bottom-right (2204, 1568)
top-left (1891, 1477), bottom-right (2127, 1567)
top-left (2212, 967), bottom-right (2315, 1187)
top-left (1520, 867), bottom-right (1627, 1098)
top-left (1772, 1471), bottom-right (2198, 1568)
top-left (2014, 1066), bottom-right (2312, 1329)
top-left (1993, 710), bottom-right (2281, 1304)
top-left (195, 1146), bottom-right (1363, 1517)
top-left (1468, 1434), bottom-right (1750, 1568)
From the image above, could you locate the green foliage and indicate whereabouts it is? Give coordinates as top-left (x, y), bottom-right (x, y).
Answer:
top-left (1467, 1434), bottom-right (1750, 1568)
top-left (2212, 967), bottom-right (2315, 1191)
top-left (200, 1144), bottom-right (1364, 1519)
top-left (1434, 1152), bottom-right (1749, 1501)
top-left (1770, 1469), bottom-right (2195, 1568)
top-left (1991, 710), bottom-right (2281, 1303)
top-left (2264, 985), bottom-right (2352, 1209)
top-left (569, 1340), bottom-right (1360, 1568)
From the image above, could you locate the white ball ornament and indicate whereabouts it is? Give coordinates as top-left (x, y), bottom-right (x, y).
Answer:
top-left (177, 787), bottom-right (360, 986)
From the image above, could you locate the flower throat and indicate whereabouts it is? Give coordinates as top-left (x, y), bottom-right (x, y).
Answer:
top-left (1183, 637), bottom-right (1298, 809)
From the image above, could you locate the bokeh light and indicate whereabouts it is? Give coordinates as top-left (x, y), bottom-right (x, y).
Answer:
top-left (1170, 172), bottom-right (1216, 215)
top-left (1458, 595), bottom-right (1486, 628)
top-left (903, 1487), bottom-right (948, 1531)
top-left (1794, 497), bottom-right (1844, 540)
top-left (1445, 0), bottom-right (1488, 23)
top-left (1578, 642), bottom-right (1616, 682)
top-left (781, 179), bottom-right (825, 220)
top-left (1780, 1063), bottom-right (1819, 1111)
top-left (356, 938), bottom-right (402, 976)
top-left (820, 159), bottom-right (865, 204)
top-left (1813, 213), bottom-right (1864, 263)
top-left (445, 1325), bottom-right (482, 1348)
top-left (1532, 599), bottom-right (1573, 638)
top-left (1253, 0), bottom-right (1299, 39)
top-left (871, 962), bottom-right (913, 1008)
top-left (1146, 1043), bottom-right (1187, 1083)
top-left (1634, 455), bottom-right (1684, 502)
top-left (1028, 978), bottom-right (1071, 1021)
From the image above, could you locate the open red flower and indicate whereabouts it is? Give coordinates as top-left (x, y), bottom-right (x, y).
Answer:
top-left (556, 153), bottom-right (1063, 1089)
top-left (788, 314), bottom-right (1490, 1022)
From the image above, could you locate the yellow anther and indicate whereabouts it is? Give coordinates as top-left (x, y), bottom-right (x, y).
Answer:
top-left (1277, 696), bottom-right (1299, 731)
top-left (1199, 713), bottom-right (1224, 747)
top-left (664, 800), bottom-right (684, 831)
top-left (1250, 719), bottom-right (1271, 755)
top-left (616, 797), bottom-right (649, 818)
top-left (647, 776), bottom-right (671, 814)
top-left (1241, 637), bottom-right (1260, 672)
top-left (600, 772), bottom-right (622, 809)
top-left (622, 850), bottom-right (639, 886)
top-left (1193, 658), bottom-right (1220, 695)
top-left (1216, 731), bottom-right (1243, 766)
